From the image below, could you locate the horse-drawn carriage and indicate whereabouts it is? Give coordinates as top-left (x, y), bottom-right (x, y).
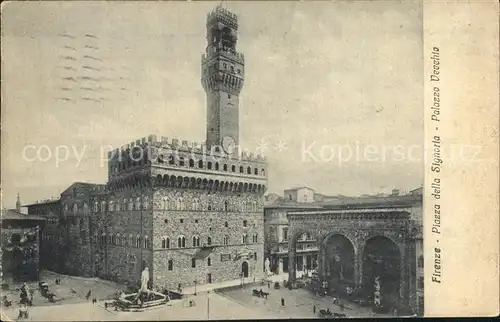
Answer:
top-left (252, 289), bottom-right (269, 299)
top-left (318, 309), bottom-right (346, 319)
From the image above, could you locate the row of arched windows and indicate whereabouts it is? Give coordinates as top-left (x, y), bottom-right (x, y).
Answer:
top-left (95, 232), bottom-right (150, 249)
top-left (158, 155), bottom-right (266, 177)
top-left (93, 197), bottom-right (150, 213)
top-left (159, 198), bottom-right (259, 212)
top-left (110, 151), bottom-right (149, 174)
top-left (92, 197), bottom-right (260, 213)
top-left (161, 233), bottom-right (258, 249)
top-left (64, 202), bottom-right (90, 213)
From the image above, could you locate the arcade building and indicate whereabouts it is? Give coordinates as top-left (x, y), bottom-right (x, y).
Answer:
top-left (26, 5), bottom-right (268, 291)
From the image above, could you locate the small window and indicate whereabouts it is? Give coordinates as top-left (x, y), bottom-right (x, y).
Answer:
top-left (215, 163), bottom-right (219, 171)
top-left (239, 166), bottom-right (244, 173)
top-left (195, 219), bottom-right (198, 223)
top-left (189, 159), bottom-right (195, 168)
top-left (198, 160), bottom-right (203, 169)
top-left (223, 164), bottom-right (228, 171)
top-left (192, 259), bottom-right (196, 268)
top-left (243, 220), bottom-right (247, 227)
top-left (207, 257), bottom-right (211, 266)
top-left (247, 167), bottom-right (251, 174)
top-left (231, 165), bottom-right (236, 172)
top-left (164, 219), bottom-right (168, 224)
top-left (254, 168), bottom-right (258, 175)
top-left (224, 221), bottom-right (228, 228)
top-left (207, 162), bottom-right (212, 170)
top-left (168, 259), bottom-right (173, 271)
top-left (179, 157), bottom-right (185, 166)
top-left (207, 236), bottom-right (212, 245)
top-left (180, 219), bottom-right (184, 223)
top-left (228, 94), bottom-right (231, 99)
top-left (254, 252), bottom-right (257, 261)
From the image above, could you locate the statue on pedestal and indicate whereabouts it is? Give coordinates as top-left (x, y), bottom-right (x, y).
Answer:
top-left (140, 267), bottom-right (150, 293)
top-left (264, 258), bottom-right (271, 276)
top-left (374, 276), bottom-right (382, 307)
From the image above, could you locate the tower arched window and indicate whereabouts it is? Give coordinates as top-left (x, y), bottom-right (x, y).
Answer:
top-left (178, 235), bottom-right (186, 248)
top-left (223, 164), bottom-right (228, 171)
top-left (136, 235), bottom-right (141, 248)
top-left (243, 220), bottom-right (248, 227)
top-left (144, 236), bottom-right (150, 249)
top-left (135, 197), bottom-right (141, 210)
top-left (116, 233), bottom-right (121, 246)
top-left (207, 236), bottom-right (212, 246)
top-left (207, 162), bottom-right (212, 170)
top-left (253, 233), bottom-right (258, 243)
top-left (122, 235), bottom-right (127, 246)
top-left (261, 169), bottom-right (265, 176)
top-left (223, 235), bottom-right (229, 245)
top-left (242, 234), bottom-right (248, 244)
top-left (231, 165), bottom-right (236, 172)
top-left (207, 257), bottom-right (211, 266)
top-left (93, 202), bottom-right (98, 213)
top-left (189, 159), bottom-right (195, 168)
top-left (109, 201), bottom-right (114, 212)
top-left (168, 259), bottom-right (173, 271)
top-left (143, 196), bottom-right (149, 210)
top-left (192, 236), bottom-right (200, 247)
top-left (101, 233), bottom-right (106, 244)
top-left (123, 199), bottom-right (127, 210)
top-left (247, 167), bottom-right (251, 174)
top-left (128, 198), bottom-right (133, 211)
top-left (129, 234), bottom-right (133, 247)
top-left (215, 163), bottom-right (219, 171)
top-left (239, 166), bottom-right (244, 173)
top-left (254, 168), bottom-right (258, 175)
top-left (168, 155), bottom-right (175, 165)
top-left (179, 157), bottom-right (185, 166)
top-left (198, 160), bottom-right (203, 169)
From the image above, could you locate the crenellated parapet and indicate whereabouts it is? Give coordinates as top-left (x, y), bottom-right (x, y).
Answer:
top-left (106, 134), bottom-right (268, 195)
top-left (206, 5), bottom-right (238, 29)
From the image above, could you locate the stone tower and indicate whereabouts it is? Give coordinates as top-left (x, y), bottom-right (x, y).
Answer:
top-left (202, 5), bottom-right (245, 153)
top-left (16, 193), bottom-right (21, 212)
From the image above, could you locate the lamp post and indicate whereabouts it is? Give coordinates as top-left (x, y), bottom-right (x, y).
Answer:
top-left (207, 290), bottom-right (210, 320)
top-left (194, 280), bottom-right (197, 295)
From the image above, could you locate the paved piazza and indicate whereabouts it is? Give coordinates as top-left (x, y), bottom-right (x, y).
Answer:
top-left (216, 283), bottom-right (393, 319)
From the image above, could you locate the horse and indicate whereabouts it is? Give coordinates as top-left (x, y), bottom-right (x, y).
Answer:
top-left (318, 309), bottom-right (333, 318)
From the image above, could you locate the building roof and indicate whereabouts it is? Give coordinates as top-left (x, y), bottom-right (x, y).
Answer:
top-left (264, 197), bottom-right (323, 209)
top-left (23, 199), bottom-right (60, 207)
top-left (284, 186), bottom-right (314, 192)
top-left (319, 194), bottom-right (422, 209)
top-left (1, 209), bottom-right (46, 221)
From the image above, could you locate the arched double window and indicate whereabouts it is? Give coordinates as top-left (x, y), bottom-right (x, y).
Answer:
top-left (223, 235), bottom-right (229, 245)
top-left (162, 237), bottom-right (170, 249)
top-left (192, 199), bottom-right (200, 211)
top-left (123, 199), bottom-right (127, 211)
top-left (122, 234), bottom-right (127, 246)
top-left (178, 235), bottom-right (186, 248)
top-left (252, 233), bottom-right (258, 243)
top-left (224, 200), bottom-right (229, 211)
top-left (177, 198), bottom-right (185, 211)
top-left (100, 201), bottom-right (105, 212)
top-left (136, 235), bottom-right (141, 248)
top-left (93, 202), bottom-right (98, 213)
top-left (135, 197), bottom-right (141, 210)
top-left (144, 236), bottom-right (150, 249)
top-left (247, 167), bottom-right (251, 174)
top-left (143, 196), bottom-right (149, 210)
top-left (128, 198), bottom-right (133, 211)
top-left (101, 232), bottom-right (106, 244)
top-left (129, 234), bottom-right (134, 247)
top-left (109, 201), bottom-right (114, 212)
top-left (192, 236), bottom-right (200, 247)
top-left (242, 234), bottom-right (248, 244)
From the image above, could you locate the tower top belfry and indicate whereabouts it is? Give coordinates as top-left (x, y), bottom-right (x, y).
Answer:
top-left (202, 5), bottom-right (245, 152)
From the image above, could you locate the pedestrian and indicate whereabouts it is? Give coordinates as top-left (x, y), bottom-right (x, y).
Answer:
top-left (92, 298), bottom-right (97, 305)
top-left (268, 282), bottom-right (270, 288)
top-left (313, 305), bottom-right (316, 314)
top-left (253, 276), bottom-right (256, 283)
top-left (281, 297), bottom-right (285, 306)
top-left (86, 290), bottom-right (92, 301)
top-left (104, 302), bottom-right (108, 310)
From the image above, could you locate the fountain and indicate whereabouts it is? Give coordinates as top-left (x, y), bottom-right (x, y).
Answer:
top-left (115, 267), bottom-right (169, 312)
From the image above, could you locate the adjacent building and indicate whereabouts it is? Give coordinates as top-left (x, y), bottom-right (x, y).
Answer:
top-left (1, 197), bottom-right (45, 285)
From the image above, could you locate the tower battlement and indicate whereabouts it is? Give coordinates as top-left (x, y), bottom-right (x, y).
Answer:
top-left (108, 134), bottom-right (266, 163)
top-left (207, 5), bottom-right (238, 29)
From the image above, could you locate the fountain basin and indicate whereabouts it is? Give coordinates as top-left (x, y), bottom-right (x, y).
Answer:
top-left (114, 291), bottom-right (168, 312)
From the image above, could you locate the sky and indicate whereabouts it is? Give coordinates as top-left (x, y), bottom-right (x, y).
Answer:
top-left (1, 1), bottom-right (423, 208)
